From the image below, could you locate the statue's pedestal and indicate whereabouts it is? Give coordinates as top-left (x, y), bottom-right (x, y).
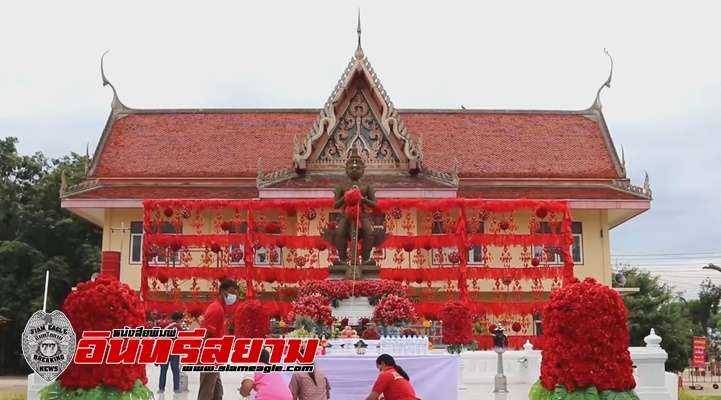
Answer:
top-left (328, 264), bottom-right (381, 280)
top-left (332, 296), bottom-right (376, 321)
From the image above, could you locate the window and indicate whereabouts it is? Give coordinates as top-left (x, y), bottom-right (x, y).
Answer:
top-left (254, 221), bottom-right (282, 266)
top-left (129, 221), bottom-right (180, 265)
top-left (532, 222), bottom-right (583, 265)
top-left (329, 212), bottom-right (386, 260)
top-left (431, 219), bottom-right (485, 265)
top-left (228, 223), bottom-right (248, 265)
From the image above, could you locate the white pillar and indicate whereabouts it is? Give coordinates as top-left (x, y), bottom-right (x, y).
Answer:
top-left (458, 352), bottom-right (467, 390)
top-left (629, 328), bottom-right (672, 400)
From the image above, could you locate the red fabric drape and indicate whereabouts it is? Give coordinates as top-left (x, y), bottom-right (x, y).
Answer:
top-left (141, 198), bottom-right (574, 320)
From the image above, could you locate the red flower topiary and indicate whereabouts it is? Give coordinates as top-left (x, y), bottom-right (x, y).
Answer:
top-left (539, 277), bottom-right (636, 393)
top-left (373, 295), bottom-right (416, 326)
top-left (286, 294), bottom-right (335, 325)
top-left (439, 301), bottom-right (473, 346)
top-left (344, 188), bottom-right (362, 206)
top-left (234, 300), bottom-right (270, 339)
top-left (56, 275), bottom-right (149, 393)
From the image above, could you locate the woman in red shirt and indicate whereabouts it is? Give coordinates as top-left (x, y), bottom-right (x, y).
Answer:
top-left (365, 354), bottom-right (419, 400)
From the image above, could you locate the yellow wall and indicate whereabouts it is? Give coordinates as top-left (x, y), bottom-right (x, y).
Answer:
top-left (102, 207), bottom-right (612, 291)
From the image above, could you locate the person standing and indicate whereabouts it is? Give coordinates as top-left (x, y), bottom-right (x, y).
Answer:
top-left (158, 311), bottom-right (185, 394)
top-left (197, 279), bottom-right (239, 400)
top-left (365, 354), bottom-right (418, 400)
top-left (288, 362), bottom-right (331, 400)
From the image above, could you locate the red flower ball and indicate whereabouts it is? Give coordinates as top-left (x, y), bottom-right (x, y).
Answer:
top-left (344, 188), bottom-right (362, 206)
top-left (169, 240), bottom-right (181, 252)
top-left (317, 243), bottom-right (327, 251)
top-left (432, 209), bottom-right (444, 220)
top-left (163, 207), bottom-right (174, 218)
top-left (265, 222), bottom-right (281, 234)
top-left (327, 221), bottom-right (338, 230)
top-left (345, 205), bottom-right (360, 221)
top-left (220, 221), bottom-right (232, 231)
top-left (499, 220), bottom-right (510, 230)
top-left (276, 238), bottom-right (285, 249)
top-left (235, 300), bottom-right (270, 339)
top-left (540, 277), bottom-right (636, 392)
top-left (181, 208), bottom-right (192, 219)
top-left (305, 208), bottom-right (317, 221)
top-left (210, 243), bottom-right (221, 253)
top-left (266, 274), bottom-right (277, 284)
top-left (402, 241), bottom-right (415, 253)
top-left (158, 273), bottom-right (169, 284)
top-left (230, 248), bottom-right (244, 263)
top-left (294, 256), bottom-right (308, 268)
top-left (531, 257), bottom-right (541, 267)
top-left (423, 241), bottom-right (433, 251)
top-left (448, 251), bottom-right (461, 264)
top-left (502, 276), bottom-right (513, 286)
top-left (414, 274), bottom-right (424, 284)
top-left (391, 207), bottom-right (403, 220)
top-left (512, 322), bottom-right (522, 332)
top-left (478, 208), bottom-right (490, 221)
top-left (439, 301), bottom-right (473, 346)
top-left (536, 207), bottom-right (548, 219)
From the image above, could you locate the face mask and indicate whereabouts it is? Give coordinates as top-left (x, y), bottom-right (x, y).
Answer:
top-left (225, 294), bottom-right (237, 305)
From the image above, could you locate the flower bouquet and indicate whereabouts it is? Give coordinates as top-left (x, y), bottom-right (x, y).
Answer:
top-left (439, 301), bottom-right (473, 354)
top-left (40, 275), bottom-right (152, 400)
top-left (285, 294), bottom-right (335, 326)
top-left (530, 277), bottom-right (639, 400)
top-left (372, 295), bottom-right (416, 326)
top-left (235, 299), bottom-right (270, 339)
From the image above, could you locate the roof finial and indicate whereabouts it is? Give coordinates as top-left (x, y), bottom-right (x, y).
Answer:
top-left (100, 51), bottom-right (128, 112)
top-left (591, 48), bottom-right (614, 110)
top-left (355, 9), bottom-right (364, 60)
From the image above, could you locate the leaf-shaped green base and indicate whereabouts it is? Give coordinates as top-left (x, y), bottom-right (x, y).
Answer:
top-left (528, 383), bottom-right (639, 400)
top-left (39, 379), bottom-right (154, 400)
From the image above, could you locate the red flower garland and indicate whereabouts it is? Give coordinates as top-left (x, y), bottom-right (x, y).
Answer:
top-left (285, 294), bottom-right (335, 325)
top-left (440, 301), bottom-right (474, 345)
top-left (373, 295), bottom-right (417, 325)
top-left (234, 300), bottom-right (270, 339)
top-left (540, 278), bottom-right (636, 392)
top-left (59, 275), bottom-right (148, 391)
top-left (298, 280), bottom-right (406, 302)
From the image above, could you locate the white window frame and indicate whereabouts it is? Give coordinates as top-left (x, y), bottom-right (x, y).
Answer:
top-left (129, 221), bottom-right (180, 266)
top-left (431, 219), bottom-right (484, 266)
top-left (254, 220), bottom-right (282, 266)
top-left (533, 313), bottom-right (543, 336)
top-left (531, 222), bottom-right (583, 265)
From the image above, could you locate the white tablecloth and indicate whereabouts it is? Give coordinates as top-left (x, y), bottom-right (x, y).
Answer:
top-left (297, 355), bottom-right (459, 400)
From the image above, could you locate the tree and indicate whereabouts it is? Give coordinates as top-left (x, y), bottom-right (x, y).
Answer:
top-left (687, 278), bottom-right (721, 335)
top-left (0, 137), bottom-right (102, 373)
top-left (616, 267), bottom-right (694, 373)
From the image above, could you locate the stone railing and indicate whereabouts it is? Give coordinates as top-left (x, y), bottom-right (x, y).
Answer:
top-left (459, 328), bottom-right (676, 400)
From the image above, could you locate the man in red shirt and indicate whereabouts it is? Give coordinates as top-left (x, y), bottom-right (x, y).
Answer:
top-left (197, 279), bottom-right (239, 400)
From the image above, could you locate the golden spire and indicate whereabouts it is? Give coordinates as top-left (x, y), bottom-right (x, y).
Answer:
top-left (355, 9), bottom-right (364, 60)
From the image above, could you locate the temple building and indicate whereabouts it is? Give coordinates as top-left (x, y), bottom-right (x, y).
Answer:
top-left (60, 21), bottom-right (650, 337)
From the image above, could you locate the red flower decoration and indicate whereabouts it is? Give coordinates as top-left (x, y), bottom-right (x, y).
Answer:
top-left (158, 273), bottom-right (169, 284)
top-left (265, 222), bottom-right (281, 234)
top-left (327, 221), bottom-right (338, 230)
top-left (58, 276), bottom-right (148, 391)
top-left (540, 277), bottom-right (636, 392)
top-left (432, 209), bottom-right (443, 220)
top-left (344, 188), bottom-right (362, 206)
top-left (499, 220), bottom-right (510, 230)
top-left (181, 208), bottom-right (192, 219)
top-left (234, 300), bottom-right (270, 339)
top-left (512, 322), bottom-right (522, 332)
top-left (305, 208), bottom-right (317, 220)
top-left (391, 207), bottom-right (403, 220)
top-left (210, 243), bottom-right (221, 253)
top-left (440, 301), bottom-right (473, 345)
top-left (294, 256), bottom-right (308, 268)
top-left (163, 207), bottom-right (174, 218)
top-left (478, 208), bottom-right (490, 221)
top-left (346, 205), bottom-right (360, 221)
top-left (220, 221), bottom-right (232, 231)
top-left (502, 276), bottom-right (512, 286)
top-left (276, 237), bottom-right (285, 248)
top-left (536, 207), bottom-right (548, 219)
top-left (286, 294), bottom-right (334, 325)
top-left (317, 243), bottom-right (327, 251)
top-left (402, 241), bottom-right (415, 253)
top-left (448, 251), bottom-right (461, 264)
top-left (169, 240), bottom-right (181, 252)
top-left (373, 295), bottom-right (416, 326)
top-left (531, 257), bottom-right (541, 267)
top-left (268, 249), bottom-right (279, 263)
top-left (298, 280), bottom-right (406, 302)
top-left (230, 248), bottom-right (244, 263)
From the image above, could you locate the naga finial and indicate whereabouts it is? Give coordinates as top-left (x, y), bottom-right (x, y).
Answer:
top-left (100, 51), bottom-right (128, 112)
top-left (591, 48), bottom-right (614, 110)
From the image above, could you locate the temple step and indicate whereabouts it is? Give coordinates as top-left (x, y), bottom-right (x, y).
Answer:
top-left (328, 265), bottom-right (381, 281)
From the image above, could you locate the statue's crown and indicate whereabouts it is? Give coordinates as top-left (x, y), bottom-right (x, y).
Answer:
top-left (346, 148), bottom-right (364, 167)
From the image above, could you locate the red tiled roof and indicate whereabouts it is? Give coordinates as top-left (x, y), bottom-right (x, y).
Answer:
top-left (65, 186), bottom-right (259, 199)
top-left (63, 185), bottom-right (643, 201)
top-left (91, 111), bottom-right (620, 179)
top-left (458, 187), bottom-right (644, 200)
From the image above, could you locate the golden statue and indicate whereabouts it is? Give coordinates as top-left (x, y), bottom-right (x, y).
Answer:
top-left (321, 148), bottom-right (388, 279)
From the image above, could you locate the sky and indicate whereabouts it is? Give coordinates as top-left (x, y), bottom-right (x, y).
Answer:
top-left (1, 1), bottom-right (719, 297)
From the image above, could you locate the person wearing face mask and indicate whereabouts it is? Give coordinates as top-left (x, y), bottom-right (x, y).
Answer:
top-left (365, 354), bottom-right (419, 400)
top-left (197, 279), bottom-right (239, 400)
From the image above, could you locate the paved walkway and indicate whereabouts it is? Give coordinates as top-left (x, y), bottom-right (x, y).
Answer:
top-left (0, 376), bottom-right (26, 395)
